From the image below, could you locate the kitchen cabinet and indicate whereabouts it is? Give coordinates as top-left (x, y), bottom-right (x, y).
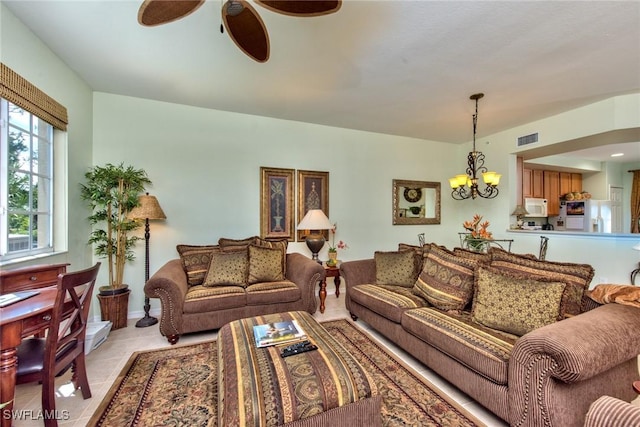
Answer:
top-left (523, 168), bottom-right (544, 199)
top-left (543, 170), bottom-right (560, 216)
top-left (560, 172), bottom-right (582, 197)
top-left (571, 173), bottom-right (582, 193)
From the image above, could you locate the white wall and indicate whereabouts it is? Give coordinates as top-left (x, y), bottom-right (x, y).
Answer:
top-left (1, 4), bottom-right (94, 269)
top-left (92, 93), bottom-right (462, 316)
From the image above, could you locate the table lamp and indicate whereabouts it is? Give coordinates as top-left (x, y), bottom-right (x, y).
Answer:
top-left (297, 209), bottom-right (333, 263)
top-left (511, 205), bottom-right (529, 229)
top-left (128, 193), bottom-right (166, 327)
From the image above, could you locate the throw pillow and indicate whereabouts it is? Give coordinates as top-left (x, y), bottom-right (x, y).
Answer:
top-left (412, 244), bottom-right (483, 311)
top-left (488, 247), bottom-right (594, 317)
top-left (255, 237), bottom-right (288, 275)
top-left (176, 244), bottom-right (221, 286)
top-left (218, 236), bottom-right (259, 251)
top-left (202, 249), bottom-right (248, 287)
top-left (248, 245), bottom-right (285, 284)
top-left (375, 250), bottom-right (419, 288)
top-left (452, 247), bottom-right (491, 263)
top-left (472, 266), bottom-right (567, 336)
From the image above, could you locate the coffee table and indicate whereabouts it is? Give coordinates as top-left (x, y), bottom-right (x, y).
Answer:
top-left (218, 311), bottom-right (381, 426)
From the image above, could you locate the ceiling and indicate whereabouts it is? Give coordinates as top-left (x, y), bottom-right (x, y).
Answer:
top-left (4, 0), bottom-right (640, 155)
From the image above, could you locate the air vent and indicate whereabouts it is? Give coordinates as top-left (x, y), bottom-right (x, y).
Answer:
top-left (517, 133), bottom-right (538, 146)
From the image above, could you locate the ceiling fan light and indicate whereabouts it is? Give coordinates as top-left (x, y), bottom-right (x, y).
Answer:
top-left (225, 0), bottom-right (245, 17)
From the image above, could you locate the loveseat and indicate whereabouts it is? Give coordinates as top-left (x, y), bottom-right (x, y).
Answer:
top-left (145, 236), bottom-right (325, 344)
top-left (341, 243), bottom-right (640, 427)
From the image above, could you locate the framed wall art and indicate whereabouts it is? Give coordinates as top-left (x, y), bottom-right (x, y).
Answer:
top-left (260, 167), bottom-right (295, 240)
top-left (392, 179), bottom-right (441, 225)
top-left (297, 170), bottom-right (329, 241)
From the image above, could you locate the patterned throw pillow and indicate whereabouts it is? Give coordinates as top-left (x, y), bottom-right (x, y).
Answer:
top-left (202, 250), bottom-right (248, 287)
top-left (452, 247), bottom-right (491, 263)
top-left (218, 236), bottom-right (259, 251)
top-left (398, 243), bottom-right (429, 277)
top-left (472, 266), bottom-right (567, 336)
top-left (489, 247), bottom-right (594, 317)
top-left (375, 250), bottom-right (419, 288)
top-left (248, 245), bottom-right (285, 284)
top-left (176, 244), bottom-right (221, 286)
top-left (255, 237), bottom-right (288, 275)
top-left (412, 244), bottom-right (482, 311)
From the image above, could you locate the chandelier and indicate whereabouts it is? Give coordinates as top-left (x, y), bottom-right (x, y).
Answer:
top-left (449, 93), bottom-right (501, 200)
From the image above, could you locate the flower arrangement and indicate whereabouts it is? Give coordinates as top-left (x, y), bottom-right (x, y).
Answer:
top-left (328, 223), bottom-right (348, 253)
top-left (462, 214), bottom-right (493, 252)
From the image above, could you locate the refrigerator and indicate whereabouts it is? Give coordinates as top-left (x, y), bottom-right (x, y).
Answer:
top-left (561, 199), bottom-right (612, 232)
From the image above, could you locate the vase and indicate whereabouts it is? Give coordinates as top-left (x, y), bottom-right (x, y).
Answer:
top-left (327, 251), bottom-right (338, 266)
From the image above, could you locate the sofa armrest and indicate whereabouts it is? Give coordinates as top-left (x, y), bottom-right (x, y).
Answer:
top-left (145, 259), bottom-right (189, 337)
top-left (340, 259), bottom-right (376, 311)
top-left (509, 303), bottom-right (640, 426)
top-left (584, 395), bottom-right (640, 427)
top-left (285, 253), bottom-right (325, 313)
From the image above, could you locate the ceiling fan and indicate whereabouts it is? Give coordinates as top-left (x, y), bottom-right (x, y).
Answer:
top-left (138, 0), bottom-right (342, 63)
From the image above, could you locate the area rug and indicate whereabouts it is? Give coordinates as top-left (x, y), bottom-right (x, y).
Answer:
top-left (88, 319), bottom-right (483, 426)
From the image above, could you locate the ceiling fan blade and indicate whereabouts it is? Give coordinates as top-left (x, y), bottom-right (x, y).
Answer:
top-left (138, 0), bottom-right (205, 26)
top-left (222, 1), bottom-right (270, 62)
top-left (255, 0), bottom-right (341, 17)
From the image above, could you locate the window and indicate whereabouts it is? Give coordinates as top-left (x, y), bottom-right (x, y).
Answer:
top-left (1, 99), bottom-right (54, 260)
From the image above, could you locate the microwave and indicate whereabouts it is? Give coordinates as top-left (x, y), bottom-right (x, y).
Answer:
top-left (524, 198), bottom-right (548, 217)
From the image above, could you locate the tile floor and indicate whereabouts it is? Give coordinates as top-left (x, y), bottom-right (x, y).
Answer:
top-left (12, 284), bottom-right (636, 426)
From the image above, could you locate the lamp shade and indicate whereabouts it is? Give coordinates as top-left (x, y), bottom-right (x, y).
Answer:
top-left (297, 209), bottom-right (332, 230)
top-left (511, 205), bottom-right (529, 216)
top-left (128, 193), bottom-right (166, 220)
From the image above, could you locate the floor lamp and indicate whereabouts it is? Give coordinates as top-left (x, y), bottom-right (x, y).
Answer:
top-left (128, 193), bottom-right (166, 328)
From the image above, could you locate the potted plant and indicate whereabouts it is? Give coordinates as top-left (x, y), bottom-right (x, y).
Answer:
top-left (80, 163), bottom-right (151, 329)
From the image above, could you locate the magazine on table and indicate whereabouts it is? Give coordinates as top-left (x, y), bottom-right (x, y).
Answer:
top-left (253, 319), bottom-right (307, 348)
top-left (0, 290), bottom-right (40, 308)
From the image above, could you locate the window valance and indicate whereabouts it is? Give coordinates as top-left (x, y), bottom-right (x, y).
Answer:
top-left (0, 63), bottom-right (68, 130)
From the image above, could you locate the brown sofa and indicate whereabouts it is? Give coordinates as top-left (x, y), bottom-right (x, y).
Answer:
top-left (145, 237), bottom-right (325, 344)
top-left (341, 243), bottom-right (640, 427)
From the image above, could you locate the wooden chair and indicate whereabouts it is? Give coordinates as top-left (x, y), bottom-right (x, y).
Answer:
top-left (16, 262), bottom-right (100, 426)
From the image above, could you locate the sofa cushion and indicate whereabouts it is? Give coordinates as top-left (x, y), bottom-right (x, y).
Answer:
top-left (489, 247), bottom-right (594, 317)
top-left (402, 307), bottom-right (516, 385)
top-left (412, 244), bottom-right (482, 311)
top-left (471, 266), bottom-right (567, 336)
top-left (246, 280), bottom-right (301, 305)
top-left (183, 285), bottom-right (246, 313)
top-left (176, 244), bottom-right (222, 286)
top-left (202, 249), bottom-right (249, 287)
top-left (255, 237), bottom-right (288, 275)
top-left (375, 250), bottom-right (419, 287)
top-left (218, 236), bottom-right (259, 251)
top-left (350, 284), bottom-right (428, 323)
top-left (248, 245), bottom-right (285, 284)
top-left (452, 247), bottom-right (491, 263)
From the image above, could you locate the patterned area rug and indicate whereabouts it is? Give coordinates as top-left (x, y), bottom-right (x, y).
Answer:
top-left (88, 319), bottom-right (483, 426)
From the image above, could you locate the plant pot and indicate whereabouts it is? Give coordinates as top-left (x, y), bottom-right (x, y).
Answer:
top-left (98, 284), bottom-right (129, 296)
top-left (327, 251), bottom-right (338, 267)
top-left (97, 288), bottom-right (130, 330)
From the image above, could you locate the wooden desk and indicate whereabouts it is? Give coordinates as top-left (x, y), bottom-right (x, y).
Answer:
top-left (318, 264), bottom-right (341, 314)
top-left (0, 287), bottom-right (61, 426)
top-left (0, 263), bottom-right (69, 293)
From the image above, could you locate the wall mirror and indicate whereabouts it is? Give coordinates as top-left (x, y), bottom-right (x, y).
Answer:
top-left (393, 179), bottom-right (441, 225)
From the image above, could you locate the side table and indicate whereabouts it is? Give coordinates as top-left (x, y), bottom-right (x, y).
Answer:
top-left (318, 263), bottom-right (341, 313)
